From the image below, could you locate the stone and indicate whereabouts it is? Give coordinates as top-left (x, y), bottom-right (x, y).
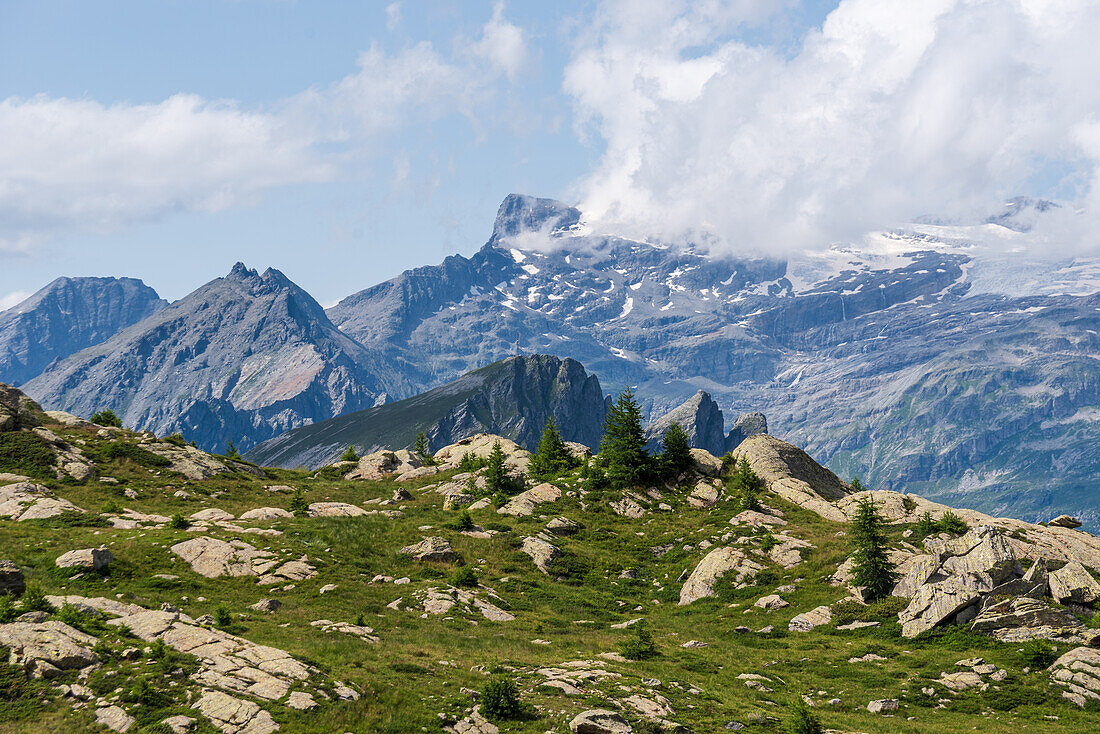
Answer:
top-left (681, 640), bottom-right (708, 648)
top-left (433, 434), bottom-right (533, 475)
top-left (788, 605), bottom-right (832, 632)
top-left (690, 448), bottom-right (723, 476)
top-left (443, 493), bottom-right (475, 510)
top-left (95, 705), bottom-right (136, 732)
top-left (250, 599), bottom-right (281, 613)
top-left (610, 494), bottom-right (647, 518)
top-left (754, 594), bottom-right (789, 610)
top-left (1051, 646), bottom-right (1100, 706)
top-left (498, 482), bottom-right (561, 516)
top-left (170, 537), bottom-right (276, 578)
top-left (344, 449), bottom-right (425, 480)
top-left (1049, 515), bottom-right (1083, 529)
top-left (192, 690), bottom-right (279, 734)
top-left (190, 508), bottom-right (235, 522)
top-left (307, 502), bottom-right (367, 518)
top-left (569, 709), bottom-right (633, 734)
top-left (1049, 561), bottom-right (1100, 604)
top-left (0, 481), bottom-right (84, 521)
top-left (679, 547), bottom-right (763, 605)
top-left (239, 507), bottom-right (293, 521)
top-left (285, 692), bottom-right (318, 710)
top-left (939, 671), bottom-right (984, 691)
top-left (546, 516), bottom-right (581, 535)
top-left (319, 584), bottom-right (336, 594)
top-left (624, 692), bottom-right (675, 719)
top-left (310, 619), bottom-right (381, 643)
top-left (928, 525), bottom-right (1021, 587)
top-left (400, 536), bottom-right (457, 563)
top-left (0, 559), bottom-right (25, 596)
top-left (161, 716), bottom-right (196, 734)
top-left (55, 546), bottom-right (113, 572)
top-left (688, 480), bottom-right (720, 507)
top-left (521, 536), bottom-right (561, 575)
top-left (0, 384), bottom-right (41, 432)
top-left (258, 558), bottom-right (316, 584)
top-left (0, 620), bottom-right (98, 671)
top-left (867, 699), bottom-right (899, 714)
top-left (452, 706), bottom-right (499, 734)
top-left (972, 597), bottom-right (1089, 644)
top-left (732, 510), bottom-right (786, 528)
top-left (898, 577), bottom-right (983, 638)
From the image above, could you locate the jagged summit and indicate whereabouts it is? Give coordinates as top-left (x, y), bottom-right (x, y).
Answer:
top-left (643, 389), bottom-right (767, 456)
top-left (490, 193), bottom-right (582, 241)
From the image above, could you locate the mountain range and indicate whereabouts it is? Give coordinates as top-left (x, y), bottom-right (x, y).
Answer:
top-left (4, 193), bottom-right (1100, 526)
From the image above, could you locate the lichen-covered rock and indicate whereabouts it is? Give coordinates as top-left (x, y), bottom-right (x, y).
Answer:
top-left (0, 620), bottom-right (99, 673)
top-left (1049, 515), bottom-right (1083, 529)
top-left (0, 383), bottom-right (42, 432)
top-left (546, 516), bottom-right (581, 535)
top-left (400, 536), bottom-right (457, 563)
top-left (521, 536), bottom-right (561, 575)
top-left (192, 690), bottom-right (279, 734)
top-left (344, 449), bottom-right (425, 480)
top-left (95, 705), bottom-right (136, 733)
top-left (679, 547), bottom-right (763, 605)
top-left (1048, 561), bottom-right (1100, 604)
top-left (306, 502), bottom-right (367, 518)
top-left (899, 577), bottom-right (983, 638)
top-left (170, 537), bottom-right (277, 578)
top-left (789, 605), bottom-right (832, 632)
top-left (569, 709), bottom-right (633, 734)
top-left (55, 546), bottom-right (113, 572)
top-left (0, 482), bottom-right (84, 521)
top-left (239, 507), bottom-right (293, 521)
top-left (1051, 647), bottom-right (1100, 707)
top-left (971, 597), bottom-right (1091, 644)
top-left (731, 435), bottom-right (849, 521)
top-left (926, 525), bottom-right (1021, 587)
top-left (498, 482), bottom-right (561, 516)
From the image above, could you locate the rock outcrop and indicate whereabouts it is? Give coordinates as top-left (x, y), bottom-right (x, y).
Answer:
top-left (643, 389), bottom-right (766, 456)
top-left (731, 435), bottom-right (850, 520)
top-left (1051, 647), bottom-right (1100, 707)
top-left (679, 547), bottom-right (764, 605)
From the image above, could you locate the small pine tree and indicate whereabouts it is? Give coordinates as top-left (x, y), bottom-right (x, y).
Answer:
top-left (529, 418), bottom-right (574, 480)
top-left (339, 445), bottom-right (359, 463)
top-left (729, 457), bottom-right (765, 512)
top-left (600, 388), bottom-right (652, 489)
top-left (90, 409), bottom-right (122, 428)
top-left (850, 496), bottom-right (898, 602)
top-left (225, 440), bottom-right (241, 460)
top-left (618, 619), bottom-right (658, 660)
top-left (787, 698), bottom-right (823, 734)
top-left (414, 432), bottom-right (436, 465)
top-left (484, 441), bottom-right (510, 495)
top-left (850, 475), bottom-right (864, 492)
top-left (288, 487), bottom-right (309, 517)
top-left (660, 422), bottom-right (693, 479)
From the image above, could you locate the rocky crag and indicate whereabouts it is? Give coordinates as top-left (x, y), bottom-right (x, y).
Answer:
top-left (245, 354), bottom-right (608, 469)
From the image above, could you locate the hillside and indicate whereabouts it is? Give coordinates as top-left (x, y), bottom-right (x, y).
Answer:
top-left (2, 383), bottom-right (1100, 733)
top-left (22, 264), bottom-right (411, 453)
top-left (0, 277), bottom-right (166, 387)
top-left (246, 354), bottom-right (609, 469)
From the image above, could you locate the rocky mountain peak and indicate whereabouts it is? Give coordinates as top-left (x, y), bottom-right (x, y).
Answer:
top-left (491, 193), bottom-right (582, 241)
top-left (645, 389), bottom-right (767, 456)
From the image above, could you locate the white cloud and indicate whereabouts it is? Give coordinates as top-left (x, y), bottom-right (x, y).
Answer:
top-left (565, 0), bottom-right (1100, 255)
top-left (0, 290), bottom-right (30, 312)
top-left (470, 2), bottom-right (528, 81)
top-left (385, 2), bottom-right (401, 31)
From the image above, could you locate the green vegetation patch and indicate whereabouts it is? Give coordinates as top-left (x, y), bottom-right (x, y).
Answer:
top-left (90, 440), bottom-right (173, 468)
top-left (0, 430), bottom-right (57, 479)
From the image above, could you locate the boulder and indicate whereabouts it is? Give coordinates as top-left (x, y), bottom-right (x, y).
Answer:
top-left (927, 525), bottom-right (1021, 587)
top-left (1048, 561), bottom-right (1100, 604)
top-left (0, 384), bottom-right (41, 431)
top-left (433, 434), bottom-right (532, 474)
top-left (239, 507), bottom-right (293, 521)
top-left (344, 449), bottom-right (424, 480)
top-left (192, 690), bottom-right (279, 734)
top-left (754, 594), bottom-right (789, 610)
top-left (899, 577), bottom-right (983, 638)
top-left (679, 547), bottom-right (764, 605)
top-left (452, 706), bottom-right (499, 734)
top-left (689, 449), bottom-right (723, 477)
top-left (521, 536), bottom-right (561, 575)
top-left (0, 482), bottom-right (84, 521)
top-left (249, 599), bottom-right (281, 613)
top-left (55, 546), bottom-right (113, 572)
top-left (400, 537), bottom-right (457, 563)
top-left (731, 435), bottom-right (849, 521)
top-left (546, 517), bottom-right (581, 536)
top-left (161, 716), bottom-right (196, 734)
top-left (971, 597), bottom-right (1090, 644)
top-left (1051, 646), bottom-right (1100, 707)
top-left (190, 508), bottom-right (235, 522)
top-left (569, 709), bottom-right (633, 734)
top-left (307, 502), bottom-right (367, 518)
top-left (498, 482), bottom-right (561, 516)
top-left (688, 480), bottom-right (721, 508)
top-left (610, 494), bottom-right (647, 518)
top-left (788, 605), bottom-right (832, 632)
top-left (443, 493), bottom-right (475, 510)
top-left (170, 537), bottom-right (276, 578)
top-left (0, 560), bottom-right (25, 596)
top-left (95, 705), bottom-right (136, 733)
top-left (867, 699), bottom-right (899, 714)
top-left (0, 620), bottom-right (99, 672)
top-left (1049, 515), bottom-right (1083, 529)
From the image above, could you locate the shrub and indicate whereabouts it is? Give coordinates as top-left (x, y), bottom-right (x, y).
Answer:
top-left (902, 495), bottom-right (918, 513)
top-left (168, 513), bottom-right (190, 529)
top-left (1088, 611), bottom-right (1100, 629)
top-left (55, 603), bottom-right (109, 635)
top-left (445, 510), bottom-right (475, 531)
top-left (729, 457), bottom-right (765, 512)
top-left (451, 566), bottom-right (479, 588)
top-left (100, 500), bottom-right (123, 514)
top-left (213, 605), bottom-right (233, 629)
top-left (619, 620), bottom-right (658, 660)
top-left (339, 445), bottom-right (359, 463)
top-left (581, 461), bottom-right (610, 493)
top-left (937, 511), bottom-right (968, 535)
top-left (31, 510), bottom-right (110, 528)
top-left (90, 409), bottom-right (122, 427)
top-left (0, 431), bottom-right (57, 479)
top-left (831, 597), bottom-right (908, 626)
top-left (288, 488), bottom-right (309, 517)
top-left (0, 593), bottom-right (16, 623)
top-left (484, 441), bottom-right (513, 495)
top-left (480, 675), bottom-right (533, 721)
top-left (20, 583), bottom-right (52, 613)
top-left (916, 511), bottom-right (938, 536)
top-left (354, 612), bottom-right (367, 626)
top-left (720, 452), bottom-right (736, 473)
top-left (162, 432), bottom-right (187, 447)
top-left (95, 441), bottom-right (172, 468)
top-left (122, 676), bottom-right (171, 708)
top-left (1020, 639), bottom-right (1059, 669)
top-left (787, 699), bottom-right (823, 734)
top-left (759, 531), bottom-right (779, 552)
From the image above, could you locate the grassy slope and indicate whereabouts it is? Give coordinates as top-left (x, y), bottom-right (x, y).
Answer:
top-left (1, 423), bottom-right (1099, 733)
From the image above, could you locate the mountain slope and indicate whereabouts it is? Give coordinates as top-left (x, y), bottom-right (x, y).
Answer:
top-left (245, 354), bottom-right (608, 469)
top-left (0, 276), bottom-right (166, 386)
top-left (23, 263), bottom-right (410, 452)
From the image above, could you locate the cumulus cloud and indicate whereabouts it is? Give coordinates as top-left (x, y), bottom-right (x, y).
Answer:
top-left (0, 5), bottom-right (527, 251)
top-left (565, 0), bottom-right (1100, 255)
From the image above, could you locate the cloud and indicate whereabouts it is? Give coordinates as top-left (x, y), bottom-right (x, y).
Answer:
top-left (0, 290), bottom-right (30, 312)
top-left (470, 2), bottom-right (529, 81)
top-left (564, 0), bottom-right (1100, 255)
top-left (385, 2), bottom-right (401, 31)
top-left (0, 5), bottom-right (528, 251)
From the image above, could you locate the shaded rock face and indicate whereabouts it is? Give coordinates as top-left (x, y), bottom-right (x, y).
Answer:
top-left (246, 355), bottom-right (608, 470)
top-left (0, 560), bottom-right (24, 596)
top-left (644, 390), bottom-right (767, 456)
top-left (0, 276), bottom-right (166, 387)
top-left (0, 383), bottom-right (42, 432)
top-left (24, 263), bottom-right (408, 453)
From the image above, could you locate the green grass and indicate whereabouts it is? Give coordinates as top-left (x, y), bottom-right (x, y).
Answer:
top-left (0, 431), bottom-right (57, 479)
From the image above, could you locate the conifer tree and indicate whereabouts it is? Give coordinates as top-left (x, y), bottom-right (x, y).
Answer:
top-left (414, 431), bottom-right (436, 465)
top-left (339, 445), bottom-right (359, 463)
top-left (600, 388), bottom-right (652, 489)
top-left (660, 422), bottom-right (693, 478)
top-left (850, 496), bottom-right (898, 601)
top-left (729, 457), bottom-right (764, 511)
top-left (484, 440), bottom-right (510, 495)
top-left (529, 418), bottom-right (574, 480)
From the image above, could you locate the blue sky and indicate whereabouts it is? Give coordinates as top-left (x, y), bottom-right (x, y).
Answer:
top-left (1, 0), bottom-right (1098, 307)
